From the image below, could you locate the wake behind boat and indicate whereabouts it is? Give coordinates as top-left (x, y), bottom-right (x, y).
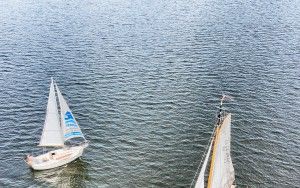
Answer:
top-left (25, 78), bottom-right (88, 170)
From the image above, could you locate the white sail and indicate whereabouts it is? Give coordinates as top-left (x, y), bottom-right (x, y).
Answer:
top-left (195, 140), bottom-right (213, 188)
top-left (55, 83), bottom-right (85, 142)
top-left (39, 79), bottom-right (64, 147)
top-left (207, 113), bottom-right (235, 188)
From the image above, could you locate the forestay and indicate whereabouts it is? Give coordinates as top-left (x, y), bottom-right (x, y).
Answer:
top-left (207, 114), bottom-right (235, 188)
top-left (55, 83), bottom-right (86, 142)
top-left (194, 140), bottom-right (213, 188)
top-left (39, 79), bottom-right (64, 147)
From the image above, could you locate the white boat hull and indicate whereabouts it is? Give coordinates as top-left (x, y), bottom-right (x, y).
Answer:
top-left (26, 144), bottom-right (88, 170)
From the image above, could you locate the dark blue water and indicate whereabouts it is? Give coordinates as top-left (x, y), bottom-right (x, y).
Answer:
top-left (0, 0), bottom-right (299, 187)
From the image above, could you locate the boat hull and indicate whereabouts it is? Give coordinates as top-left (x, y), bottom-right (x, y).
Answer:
top-left (26, 143), bottom-right (88, 170)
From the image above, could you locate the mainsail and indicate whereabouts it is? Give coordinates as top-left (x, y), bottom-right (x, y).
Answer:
top-left (55, 83), bottom-right (86, 142)
top-left (39, 79), bottom-right (64, 147)
top-left (207, 113), bottom-right (235, 188)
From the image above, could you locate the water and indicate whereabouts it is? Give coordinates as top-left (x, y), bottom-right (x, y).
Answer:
top-left (0, 0), bottom-right (299, 187)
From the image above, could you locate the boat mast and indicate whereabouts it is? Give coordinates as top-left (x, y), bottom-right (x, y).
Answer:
top-left (217, 95), bottom-right (225, 126)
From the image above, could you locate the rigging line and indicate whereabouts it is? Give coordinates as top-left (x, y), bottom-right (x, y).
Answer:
top-left (189, 124), bottom-right (218, 188)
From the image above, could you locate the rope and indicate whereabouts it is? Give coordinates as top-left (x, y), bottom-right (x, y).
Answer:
top-left (189, 124), bottom-right (217, 188)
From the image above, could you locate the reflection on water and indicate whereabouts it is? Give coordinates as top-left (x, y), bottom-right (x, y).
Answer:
top-left (31, 158), bottom-right (89, 187)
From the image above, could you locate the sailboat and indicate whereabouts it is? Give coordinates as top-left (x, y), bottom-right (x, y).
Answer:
top-left (192, 96), bottom-right (235, 188)
top-left (25, 78), bottom-right (89, 170)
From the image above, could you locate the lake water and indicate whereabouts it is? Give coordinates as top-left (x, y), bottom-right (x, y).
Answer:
top-left (0, 0), bottom-right (299, 187)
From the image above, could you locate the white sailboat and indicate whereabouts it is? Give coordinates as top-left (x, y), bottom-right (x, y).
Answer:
top-left (25, 78), bottom-right (88, 170)
top-left (192, 96), bottom-right (235, 188)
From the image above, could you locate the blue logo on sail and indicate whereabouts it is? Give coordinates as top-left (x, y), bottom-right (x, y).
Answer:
top-left (64, 131), bottom-right (82, 138)
top-left (64, 111), bottom-right (77, 127)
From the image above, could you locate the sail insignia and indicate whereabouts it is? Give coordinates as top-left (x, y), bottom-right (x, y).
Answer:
top-left (64, 111), bottom-right (78, 127)
top-left (63, 111), bottom-right (83, 138)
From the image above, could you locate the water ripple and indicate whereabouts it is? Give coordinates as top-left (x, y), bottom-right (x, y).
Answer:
top-left (1, 0), bottom-right (300, 187)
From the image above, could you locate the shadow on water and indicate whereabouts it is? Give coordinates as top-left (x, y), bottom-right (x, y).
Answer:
top-left (30, 158), bottom-right (89, 187)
